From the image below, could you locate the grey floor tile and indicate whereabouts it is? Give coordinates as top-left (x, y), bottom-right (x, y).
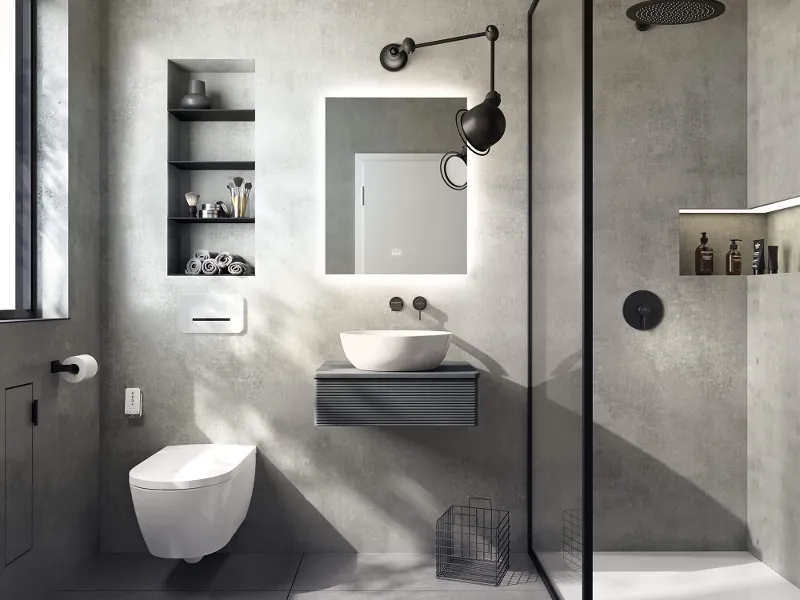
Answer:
top-left (52, 594), bottom-right (288, 600)
top-left (60, 554), bottom-right (302, 591)
top-left (288, 593), bottom-right (551, 600)
top-left (292, 553), bottom-right (544, 592)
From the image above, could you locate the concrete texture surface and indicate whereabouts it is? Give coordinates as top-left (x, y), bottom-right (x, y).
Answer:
top-left (325, 98), bottom-right (465, 274)
top-left (593, 0), bottom-right (748, 550)
top-left (100, 0), bottom-right (530, 553)
top-left (748, 0), bottom-right (800, 207)
top-left (766, 206), bottom-right (800, 274)
top-left (529, 0), bottom-right (583, 584)
top-left (0, 0), bottom-right (102, 597)
top-left (54, 552), bottom-right (545, 598)
top-left (747, 275), bottom-right (800, 588)
top-left (746, 0), bottom-right (800, 587)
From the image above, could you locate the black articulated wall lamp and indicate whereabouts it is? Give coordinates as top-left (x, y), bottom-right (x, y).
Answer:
top-left (380, 25), bottom-right (506, 190)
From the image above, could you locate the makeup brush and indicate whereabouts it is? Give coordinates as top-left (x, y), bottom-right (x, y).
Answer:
top-left (242, 182), bottom-right (252, 216)
top-left (232, 177), bottom-right (244, 217)
top-left (185, 192), bottom-right (200, 218)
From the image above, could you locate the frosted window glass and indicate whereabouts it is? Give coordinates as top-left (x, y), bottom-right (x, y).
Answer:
top-left (0, 0), bottom-right (16, 310)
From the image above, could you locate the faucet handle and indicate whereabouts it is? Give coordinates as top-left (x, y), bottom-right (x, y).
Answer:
top-left (412, 296), bottom-right (427, 320)
top-left (389, 297), bottom-right (404, 312)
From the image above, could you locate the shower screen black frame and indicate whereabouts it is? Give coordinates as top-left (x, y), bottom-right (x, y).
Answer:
top-left (527, 0), bottom-right (593, 598)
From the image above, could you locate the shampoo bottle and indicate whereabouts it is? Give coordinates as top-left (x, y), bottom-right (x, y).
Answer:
top-left (726, 239), bottom-right (742, 276)
top-left (753, 239), bottom-right (766, 275)
top-left (695, 232), bottom-right (714, 275)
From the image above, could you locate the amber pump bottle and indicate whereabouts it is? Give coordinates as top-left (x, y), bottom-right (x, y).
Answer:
top-left (726, 239), bottom-right (742, 276)
top-left (695, 232), bottom-right (714, 275)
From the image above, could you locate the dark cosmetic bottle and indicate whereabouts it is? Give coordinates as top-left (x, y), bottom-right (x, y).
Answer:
top-left (768, 246), bottom-right (779, 274)
top-left (753, 239), bottom-right (766, 275)
top-left (726, 239), bottom-right (742, 276)
top-left (695, 232), bottom-right (714, 275)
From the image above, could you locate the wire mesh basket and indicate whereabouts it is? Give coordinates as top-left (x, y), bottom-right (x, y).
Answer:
top-left (562, 508), bottom-right (583, 573)
top-left (435, 497), bottom-right (510, 586)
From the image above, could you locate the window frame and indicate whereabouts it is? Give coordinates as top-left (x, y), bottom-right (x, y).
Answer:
top-left (1, 0), bottom-right (36, 321)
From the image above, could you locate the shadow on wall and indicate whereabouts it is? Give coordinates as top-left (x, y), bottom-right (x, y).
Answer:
top-left (594, 421), bottom-right (747, 551)
top-left (531, 352), bottom-right (583, 554)
top-left (531, 354), bottom-right (746, 554)
top-left (101, 135), bottom-right (527, 553)
top-left (378, 372), bottom-right (528, 545)
top-left (426, 304), bottom-right (507, 376)
top-left (103, 282), bottom-right (526, 553)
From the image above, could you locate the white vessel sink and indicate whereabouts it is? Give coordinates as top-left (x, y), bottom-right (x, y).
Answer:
top-left (340, 330), bottom-right (452, 372)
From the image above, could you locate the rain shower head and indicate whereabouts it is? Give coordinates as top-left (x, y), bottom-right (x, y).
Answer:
top-left (626, 0), bottom-right (726, 31)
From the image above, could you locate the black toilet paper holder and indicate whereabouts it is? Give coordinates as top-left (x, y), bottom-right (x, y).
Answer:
top-left (51, 360), bottom-right (79, 375)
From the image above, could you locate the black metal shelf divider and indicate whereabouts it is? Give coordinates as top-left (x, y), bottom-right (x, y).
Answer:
top-left (168, 108), bottom-right (255, 122)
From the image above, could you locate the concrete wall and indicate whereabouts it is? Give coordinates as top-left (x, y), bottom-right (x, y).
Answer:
top-left (748, 0), bottom-right (800, 208)
top-left (326, 97), bottom-right (465, 274)
top-left (747, 274), bottom-right (800, 586)
top-left (100, 0), bottom-right (530, 553)
top-left (0, 0), bottom-right (101, 597)
top-left (765, 206), bottom-right (800, 274)
top-left (746, 0), bottom-right (800, 586)
top-left (593, 0), bottom-right (748, 550)
top-left (529, 0), bottom-right (584, 591)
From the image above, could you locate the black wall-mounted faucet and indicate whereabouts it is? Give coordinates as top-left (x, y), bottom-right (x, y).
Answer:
top-left (412, 296), bottom-right (427, 320)
top-left (389, 297), bottom-right (404, 311)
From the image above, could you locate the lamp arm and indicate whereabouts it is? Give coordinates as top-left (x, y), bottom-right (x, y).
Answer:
top-left (414, 30), bottom-right (487, 49)
top-left (489, 37), bottom-right (495, 92)
top-left (412, 25), bottom-right (498, 93)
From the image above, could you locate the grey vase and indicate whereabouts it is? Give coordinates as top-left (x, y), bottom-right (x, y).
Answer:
top-left (180, 79), bottom-right (211, 109)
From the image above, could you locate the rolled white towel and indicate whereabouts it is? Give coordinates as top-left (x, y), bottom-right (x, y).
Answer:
top-left (185, 257), bottom-right (202, 275)
top-left (227, 262), bottom-right (248, 276)
top-left (215, 252), bottom-right (242, 269)
top-left (194, 249), bottom-right (218, 261)
top-left (201, 259), bottom-right (219, 275)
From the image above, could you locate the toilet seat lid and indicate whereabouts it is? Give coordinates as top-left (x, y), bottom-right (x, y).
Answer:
top-left (129, 444), bottom-right (256, 490)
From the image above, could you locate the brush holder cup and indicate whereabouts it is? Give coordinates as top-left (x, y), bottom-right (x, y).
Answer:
top-left (232, 196), bottom-right (247, 218)
top-left (180, 79), bottom-right (212, 109)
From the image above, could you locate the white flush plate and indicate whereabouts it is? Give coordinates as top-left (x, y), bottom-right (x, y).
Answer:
top-left (178, 294), bottom-right (244, 334)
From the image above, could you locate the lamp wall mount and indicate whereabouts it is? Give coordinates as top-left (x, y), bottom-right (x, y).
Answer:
top-left (380, 25), bottom-right (505, 191)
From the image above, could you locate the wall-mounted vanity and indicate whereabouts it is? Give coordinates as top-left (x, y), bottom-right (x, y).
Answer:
top-left (315, 361), bottom-right (479, 427)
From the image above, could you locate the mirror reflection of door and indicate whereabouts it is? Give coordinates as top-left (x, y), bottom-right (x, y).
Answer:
top-left (354, 154), bottom-right (467, 274)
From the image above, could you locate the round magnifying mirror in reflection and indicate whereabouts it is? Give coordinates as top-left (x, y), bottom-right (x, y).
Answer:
top-left (441, 152), bottom-right (467, 190)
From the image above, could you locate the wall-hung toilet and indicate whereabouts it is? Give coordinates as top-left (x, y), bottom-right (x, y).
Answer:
top-left (129, 444), bottom-right (256, 563)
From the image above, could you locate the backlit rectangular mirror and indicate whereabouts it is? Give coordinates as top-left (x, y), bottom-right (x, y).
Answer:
top-left (325, 97), bottom-right (468, 274)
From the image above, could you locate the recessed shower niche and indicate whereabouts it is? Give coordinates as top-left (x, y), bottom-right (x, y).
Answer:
top-left (166, 59), bottom-right (256, 276)
top-left (678, 197), bottom-right (800, 277)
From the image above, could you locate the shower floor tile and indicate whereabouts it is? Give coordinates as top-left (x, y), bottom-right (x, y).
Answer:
top-left (594, 552), bottom-right (800, 600)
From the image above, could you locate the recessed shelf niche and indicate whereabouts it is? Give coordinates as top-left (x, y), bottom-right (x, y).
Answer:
top-left (166, 59), bottom-right (255, 276)
top-left (679, 196), bottom-right (800, 276)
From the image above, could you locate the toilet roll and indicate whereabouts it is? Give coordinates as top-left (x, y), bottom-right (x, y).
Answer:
top-left (60, 354), bottom-right (98, 383)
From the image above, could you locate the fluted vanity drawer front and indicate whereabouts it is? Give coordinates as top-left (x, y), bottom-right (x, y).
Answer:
top-left (314, 361), bottom-right (479, 426)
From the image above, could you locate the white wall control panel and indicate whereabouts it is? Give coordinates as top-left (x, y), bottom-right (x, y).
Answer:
top-left (178, 294), bottom-right (245, 334)
top-left (125, 388), bottom-right (143, 418)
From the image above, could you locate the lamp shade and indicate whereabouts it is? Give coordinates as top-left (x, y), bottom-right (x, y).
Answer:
top-left (458, 91), bottom-right (506, 155)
